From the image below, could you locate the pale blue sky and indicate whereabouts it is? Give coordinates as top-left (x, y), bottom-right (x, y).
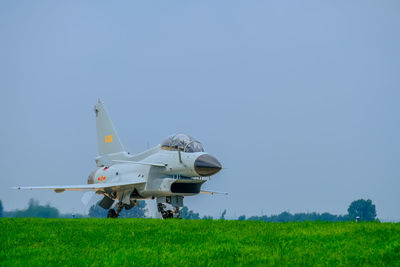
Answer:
top-left (1, 1), bottom-right (399, 220)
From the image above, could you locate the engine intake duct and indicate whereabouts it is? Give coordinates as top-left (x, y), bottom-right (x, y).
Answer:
top-left (171, 182), bottom-right (202, 194)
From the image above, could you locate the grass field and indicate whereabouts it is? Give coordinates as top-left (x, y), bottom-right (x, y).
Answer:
top-left (0, 218), bottom-right (399, 266)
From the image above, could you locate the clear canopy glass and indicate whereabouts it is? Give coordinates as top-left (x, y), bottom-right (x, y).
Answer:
top-left (161, 134), bottom-right (204, 153)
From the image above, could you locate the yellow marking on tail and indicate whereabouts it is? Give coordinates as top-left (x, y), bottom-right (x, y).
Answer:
top-left (105, 135), bottom-right (113, 143)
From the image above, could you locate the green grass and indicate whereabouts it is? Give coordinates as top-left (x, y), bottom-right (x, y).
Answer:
top-left (0, 218), bottom-right (399, 266)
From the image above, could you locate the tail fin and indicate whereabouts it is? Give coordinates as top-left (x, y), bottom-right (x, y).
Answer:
top-left (94, 100), bottom-right (125, 155)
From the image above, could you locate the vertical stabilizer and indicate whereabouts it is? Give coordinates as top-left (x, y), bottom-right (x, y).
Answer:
top-left (94, 100), bottom-right (125, 155)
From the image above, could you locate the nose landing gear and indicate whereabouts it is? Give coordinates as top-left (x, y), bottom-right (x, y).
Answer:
top-left (157, 203), bottom-right (180, 219)
top-left (156, 196), bottom-right (183, 219)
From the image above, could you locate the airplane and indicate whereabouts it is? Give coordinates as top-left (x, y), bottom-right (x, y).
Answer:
top-left (14, 101), bottom-right (224, 219)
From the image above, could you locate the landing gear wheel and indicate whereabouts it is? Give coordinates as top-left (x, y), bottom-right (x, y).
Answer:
top-left (174, 207), bottom-right (181, 219)
top-left (157, 203), bottom-right (181, 219)
top-left (107, 209), bottom-right (117, 218)
top-left (166, 210), bottom-right (174, 218)
top-left (158, 203), bottom-right (173, 219)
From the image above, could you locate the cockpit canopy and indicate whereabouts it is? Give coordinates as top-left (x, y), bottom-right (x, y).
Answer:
top-left (161, 134), bottom-right (204, 153)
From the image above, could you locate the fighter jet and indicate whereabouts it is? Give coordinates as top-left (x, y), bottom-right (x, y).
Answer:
top-left (14, 101), bottom-right (223, 218)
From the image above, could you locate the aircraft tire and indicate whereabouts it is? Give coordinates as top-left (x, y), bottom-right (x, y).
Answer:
top-left (161, 211), bottom-right (173, 219)
top-left (167, 210), bottom-right (174, 219)
top-left (107, 209), bottom-right (117, 218)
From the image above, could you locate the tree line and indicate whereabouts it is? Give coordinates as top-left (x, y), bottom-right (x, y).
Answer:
top-left (0, 198), bottom-right (377, 222)
top-left (0, 199), bottom-right (148, 219)
top-left (179, 199), bottom-right (377, 222)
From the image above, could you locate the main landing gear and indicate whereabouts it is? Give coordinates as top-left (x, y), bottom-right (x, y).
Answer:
top-left (107, 202), bottom-right (123, 218)
top-left (157, 203), bottom-right (180, 219)
top-left (107, 209), bottom-right (117, 218)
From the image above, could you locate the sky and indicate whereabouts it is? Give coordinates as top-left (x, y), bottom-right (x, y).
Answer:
top-left (1, 1), bottom-right (399, 221)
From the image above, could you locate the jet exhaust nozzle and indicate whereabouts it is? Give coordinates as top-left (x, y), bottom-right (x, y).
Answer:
top-left (194, 154), bottom-right (222, 176)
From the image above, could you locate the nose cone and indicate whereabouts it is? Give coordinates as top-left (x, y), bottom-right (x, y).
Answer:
top-left (194, 154), bottom-right (222, 176)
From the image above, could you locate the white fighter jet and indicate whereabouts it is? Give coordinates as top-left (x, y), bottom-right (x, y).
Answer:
top-left (14, 101), bottom-right (223, 218)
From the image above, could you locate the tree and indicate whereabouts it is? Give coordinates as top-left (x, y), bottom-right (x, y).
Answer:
top-left (0, 200), bottom-right (3, 217)
top-left (240, 211), bottom-right (351, 222)
top-left (180, 206), bottom-right (200, 219)
top-left (276, 211), bottom-right (293, 222)
top-left (88, 202), bottom-right (108, 218)
top-left (319, 212), bottom-right (337, 222)
top-left (238, 215), bottom-right (246, 221)
top-left (14, 199), bottom-right (60, 218)
top-left (347, 199), bottom-right (376, 221)
top-left (119, 201), bottom-right (146, 218)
